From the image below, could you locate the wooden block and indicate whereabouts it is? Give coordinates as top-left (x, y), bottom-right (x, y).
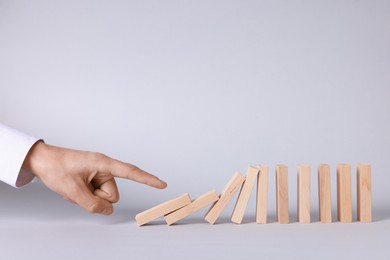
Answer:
top-left (297, 165), bottom-right (311, 224)
top-left (165, 190), bottom-right (219, 225)
top-left (231, 166), bottom-right (259, 224)
top-left (276, 165), bottom-right (289, 224)
top-left (205, 172), bottom-right (245, 224)
top-left (256, 165), bottom-right (269, 224)
top-left (318, 164), bottom-right (332, 223)
top-left (357, 164), bottom-right (372, 223)
top-left (135, 193), bottom-right (191, 226)
top-left (337, 164), bottom-right (353, 223)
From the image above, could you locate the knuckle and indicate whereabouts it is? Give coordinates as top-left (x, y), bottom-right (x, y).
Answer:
top-left (88, 152), bottom-right (112, 170)
top-left (125, 165), bottom-right (140, 179)
top-left (88, 152), bottom-right (107, 163)
top-left (144, 177), bottom-right (153, 185)
top-left (127, 164), bottom-right (139, 173)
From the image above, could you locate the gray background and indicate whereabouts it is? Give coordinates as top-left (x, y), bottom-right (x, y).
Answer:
top-left (0, 0), bottom-right (389, 259)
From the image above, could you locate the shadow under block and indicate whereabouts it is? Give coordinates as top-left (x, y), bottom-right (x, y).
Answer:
top-left (318, 164), bottom-right (332, 223)
top-left (337, 164), bottom-right (352, 223)
top-left (256, 165), bottom-right (269, 224)
top-left (205, 172), bottom-right (246, 224)
top-left (276, 165), bottom-right (289, 224)
top-left (164, 190), bottom-right (219, 225)
top-left (357, 164), bottom-right (372, 223)
top-left (135, 193), bottom-right (192, 226)
top-left (231, 166), bottom-right (259, 224)
top-left (297, 165), bottom-right (311, 224)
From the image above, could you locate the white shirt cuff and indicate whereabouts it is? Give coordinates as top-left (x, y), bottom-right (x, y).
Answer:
top-left (0, 123), bottom-right (41, 188)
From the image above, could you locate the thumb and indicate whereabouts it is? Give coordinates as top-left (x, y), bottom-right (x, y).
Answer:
top-left (68, 180), bottom-right (114, 215)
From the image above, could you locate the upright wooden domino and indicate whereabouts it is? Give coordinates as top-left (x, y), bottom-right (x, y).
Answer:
top-left (135, 193), bottom-right (192, 226)
top-left (276, 165), bottom-right (289, 224)
top-left (205, 172), bottom-right (246, 224)
top-left (337, 164), bottom-right (352, 223)
top-left (256, 165), bottom-right (269, 224)
top-left (318, 164), bottom-right (332, 223)
top-left (231, 166), bottom-right (259, 224)
top-left (297, 165), bottom-right (311, 224)
top-left (164, 190), bottom-right (219, 225)
top-left (357, 164), bottom-right (372, 223)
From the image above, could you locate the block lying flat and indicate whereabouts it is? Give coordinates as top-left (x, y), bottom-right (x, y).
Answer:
top-left (357, 164), bottom-right (372, 223)
top-left (318, 164), bottom-right (332, 223)
top-left (276, 164), bottom-right (289, 224)
top-left (165, 190), bottom-right (219, 225)
top-left (256, 165), bottom-right (269, 224)
top-left (205, 172), bottom-right (245, 224)
top-left (297, 165), bottom-right (311, 224)
top-left (337, 164), bottom-right (352, 223)
top-left (231, 166), bottom-right (259, 224)
top-left (135, 193), bottom-right (192, 226)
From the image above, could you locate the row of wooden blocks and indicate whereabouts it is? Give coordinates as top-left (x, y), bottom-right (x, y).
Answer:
top-left (135, 163), bottom-right (372, 226)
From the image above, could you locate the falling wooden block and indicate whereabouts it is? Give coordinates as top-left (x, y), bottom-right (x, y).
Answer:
top-left (297, 165), bottom-right (311, 224)
top-left (165, 190), bottom-right (219, 225)
top-left (256, 165), bottom-right (269, 224)
top-left (337, 164), bottom-right (352, 223)
top-left (231, 166), bottom-right (259, 224)
top-left (357, 164), bottom-right (372, 223)
top-left (205, 172), bottom-right (245, 224)
top-left (276, 165), bottom-right (289, 224)
top-left (318, 164), bottom-right (332, 223)
top-left (135, 193), bottom-right (192, 226)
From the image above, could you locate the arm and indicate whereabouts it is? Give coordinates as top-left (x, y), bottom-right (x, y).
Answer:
top-left (0, 123), bottom-right (167, 215)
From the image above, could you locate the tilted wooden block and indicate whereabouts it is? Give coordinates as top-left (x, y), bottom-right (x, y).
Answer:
top-left (276, 165), bottom-right (289, 224)
top-left (205, 172), bottom-right (246, 224)
top-left (256, 165), bottom-right (269, 224)
top-left (357, 164), bottom-right (372, 223)
top-left (165, 190), bottom-right (219, 225)
top-left (318, 164), bottom-right (332, 223)
top-left (231, 166), bottom-right (259, 224)
top-left (135, 193), bottom-right (192, 226)
top-left (337, 164), bottom-right (352, 223)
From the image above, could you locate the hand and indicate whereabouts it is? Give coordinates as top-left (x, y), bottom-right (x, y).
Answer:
top-left (22, 141), bottom-right (167, 215)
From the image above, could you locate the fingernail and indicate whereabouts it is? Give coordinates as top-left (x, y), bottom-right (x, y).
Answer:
top-left (160, 180), bottom-right (167, 188)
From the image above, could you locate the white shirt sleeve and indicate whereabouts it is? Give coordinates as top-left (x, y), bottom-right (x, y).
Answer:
top-left (0, 123), bottom-right (41, 188)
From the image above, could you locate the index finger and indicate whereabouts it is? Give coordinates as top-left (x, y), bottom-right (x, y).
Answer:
top-left (99, 157), bottom-right (167, 189)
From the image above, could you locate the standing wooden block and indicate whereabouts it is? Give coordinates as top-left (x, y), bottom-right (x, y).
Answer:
top-left (135, 193), bottom-right (192, 226)
top-left (165, 190), bottom-right (219, 225)
top-left (276, 165), bottom-right (289, 224)
top-left (297, 165), bottom-right (311, 224)
top-left (231, 166), bottom-right (259, 224)
top-left (256, 165), bottom-right (269, 224)
top-left (337, 164), bottom-right (352, 223)
top-left (318, 164), bottom-right (332, 223)
top-left (205, 172), bottom-right (246, 224)
top-left (357, 164), bottom-right (372, 223)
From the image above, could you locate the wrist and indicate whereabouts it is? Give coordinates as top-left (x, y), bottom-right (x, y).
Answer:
top-left (22, 141), bottom-right (50, 179)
